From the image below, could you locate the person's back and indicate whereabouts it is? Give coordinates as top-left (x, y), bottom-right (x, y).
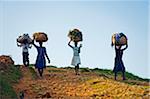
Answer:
top-left (113, 45), bottom-right (128, 80)
top-left (33, 41), bottom-right (50, 77)
top-left (22, 43), bottom-right (29, 53)
top-left (37, 46), bottom-right (46, 56)
top-left (115, 47), bottom-right (123, 59)
top-left (17, 39), bottom-right (31, 67)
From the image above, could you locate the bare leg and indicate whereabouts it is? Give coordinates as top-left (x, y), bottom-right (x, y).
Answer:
top-left (76, 64), bottom-right (79, 75)
top-left (75, 66), bottom-right (78, 75)
top-left (38, 68), bottom-right (43, 77)
top-left (23, 52), bottom-right (29, 67)
top-left (114, 72), bottom-right (117, 80)
top-left (26, 53), bottom-right (29, 67)
top-left (122, 71), bottom-right (126, 80)
top-left (23, 53), bottom-right (26, 66)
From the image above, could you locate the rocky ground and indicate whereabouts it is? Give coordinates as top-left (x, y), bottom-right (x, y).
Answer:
top-left (13, 66), bottom-right (150, 99)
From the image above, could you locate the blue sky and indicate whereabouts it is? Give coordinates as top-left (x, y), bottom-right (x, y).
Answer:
top-left (0, 0), bottom-right (149, 78)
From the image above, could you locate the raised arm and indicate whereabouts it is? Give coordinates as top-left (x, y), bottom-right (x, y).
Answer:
top-left (17, 42), bottom-right (22, 47)
top-left (68, 40), bottom-right (73, 49)
top-left (78, 44), bottom-right (82, 53)
top-left (121, 44), bottom-right (128, 51)
top-left (32, 40), bottom-right (38, 48)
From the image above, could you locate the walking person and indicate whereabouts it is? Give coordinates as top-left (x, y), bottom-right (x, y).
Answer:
top-left (113, 44), bottom-right (128, 80)
top-left (32, 40), bottom-right (50, 77)
top-left (68, 40), bottom-right (82, 75)
top-left (17, 39), bottom-right (32, 67)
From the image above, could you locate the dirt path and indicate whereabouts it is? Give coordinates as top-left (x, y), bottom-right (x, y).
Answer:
top-left (13, 66), bottom-right (150, 99)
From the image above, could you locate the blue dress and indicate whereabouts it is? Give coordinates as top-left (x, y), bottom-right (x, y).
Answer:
top-left (113, 48), bottom-right (125, 72)
top-left (35, 46), bottom-right (47, 69)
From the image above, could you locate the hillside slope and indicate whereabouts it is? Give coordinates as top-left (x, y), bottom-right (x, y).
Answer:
top-left (13, 66), bottom-right (150, 99)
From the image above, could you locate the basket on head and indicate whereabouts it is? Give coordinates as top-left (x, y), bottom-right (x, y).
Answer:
top-left (33, 32), bottom-right (48, 42)
top-left (68, 29), bottom-right (83, 42)
top-left (17, 34), bottom-right (32, 44)
top-left (111, 32), bottom-right (127, 46)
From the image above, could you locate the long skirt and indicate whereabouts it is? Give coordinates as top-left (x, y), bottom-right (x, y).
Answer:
top-left (113, 58), bottom-right (125, 73)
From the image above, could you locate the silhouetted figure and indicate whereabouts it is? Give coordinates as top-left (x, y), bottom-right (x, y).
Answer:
top-left (17, 39), bottom-right (31, 67)
top-left (113, 44), bottom-right (128, 80)
top-left (32, 41), bottom-right (50, 77)
top-left (68, 40), bottom-right (82, 75)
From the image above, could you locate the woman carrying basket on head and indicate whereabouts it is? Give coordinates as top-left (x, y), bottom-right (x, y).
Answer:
top-left (32, 32), bottom-right (50, 77)
top-left (111, 32), bottom-right (128, 80)
top-left (68, 29), bottom-right (83, 75)
top-left (68, 40), bottom-right (82, 75)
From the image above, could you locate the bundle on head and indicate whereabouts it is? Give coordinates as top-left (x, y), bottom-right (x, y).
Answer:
top-left (33, 32), bottom-right (48, 42)
top-left (17, 34), bottom-right (32, 44)
top-left (68, 29), bottom-right (83, 42)
top-left (111, 32), bottom-right (128, 46)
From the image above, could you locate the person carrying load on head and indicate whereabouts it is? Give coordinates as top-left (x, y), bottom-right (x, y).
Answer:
top-left (17, 34), bottom-right (32, 67)
top-left (68, 29), bottom-right (83, 75)
top-left (32, 32), bottom-right (50, 77)
top-left (111, 32), bottom-right (128, 80)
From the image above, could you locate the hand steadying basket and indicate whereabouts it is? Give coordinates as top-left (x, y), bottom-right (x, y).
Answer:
top-left (68, 29), bottom-right (83, 42)
top-left (33, 32), bottom-right (48, 42)
top-left (111, 32), bottom-right (128, 46)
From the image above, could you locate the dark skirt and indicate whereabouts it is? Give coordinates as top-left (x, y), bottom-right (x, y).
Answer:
top-left (35, 55), bottom-right (46, 69)
top-left (35, 47), bottom-right (46, 69)
top-left (113, 58), bottom-right (125, 72)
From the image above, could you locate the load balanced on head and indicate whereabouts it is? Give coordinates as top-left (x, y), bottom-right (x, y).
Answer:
top-left (111, 32), bottom-right (128, 47)
top-left (111, 32), bottom-right (128, 81)
top-left (68, 28), bottom-right (83, 43)
top-left (17, 33), bottom-right (32, 44)
top-left (68, 28), bottom-right (83, 75)
top-left (33, 32), bottom-right (48, 42)
top-left (32, 32), bottom-right (50, 77)
top-left (16, 33), bottom-right (32, 67)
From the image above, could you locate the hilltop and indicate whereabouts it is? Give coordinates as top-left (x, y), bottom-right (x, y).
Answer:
top-left (11, 65), bottom-right (150, 99)
top-left (0, 55), bottom-right (149, 98)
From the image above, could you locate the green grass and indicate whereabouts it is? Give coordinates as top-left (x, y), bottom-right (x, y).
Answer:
top-left (91, 68), bottom-right (113, 76)
top-left (47, 65), bottom-right (57, 68)
top-left (29, 67), bottom-right (38, 79)
top-left (0, 78), bottom-right (17, 99)
top-left (29, 64), bottom-right (35, 67)
top-left (61, 66), bottom-right (74, 69)
top-left (59, 66), bottom-right (149, 82)
top-left (48, 69), bottom-right (66, 73)
top-left (0, 64), bottom-right (22, 99)
top-left (90, 68), bottom-right (149, 85)
top-left (125, 72), bottom-right (149, 81)
top-left (80, 67), bottom-right (91, 72)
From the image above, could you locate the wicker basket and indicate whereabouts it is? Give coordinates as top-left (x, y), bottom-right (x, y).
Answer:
top-left (33, 32), bottom-right (48, 42)
top-left (68, 29), bottom-right (83, 42)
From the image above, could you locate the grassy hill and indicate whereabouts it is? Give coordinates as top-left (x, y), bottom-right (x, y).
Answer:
top-left (0, 64), bottom-right (149, 98)
top-left (0, 63), bottom-right (22, 99)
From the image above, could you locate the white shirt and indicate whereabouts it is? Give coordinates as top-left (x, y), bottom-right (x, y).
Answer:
top-left (21, 44), bottom-right (30, 53)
